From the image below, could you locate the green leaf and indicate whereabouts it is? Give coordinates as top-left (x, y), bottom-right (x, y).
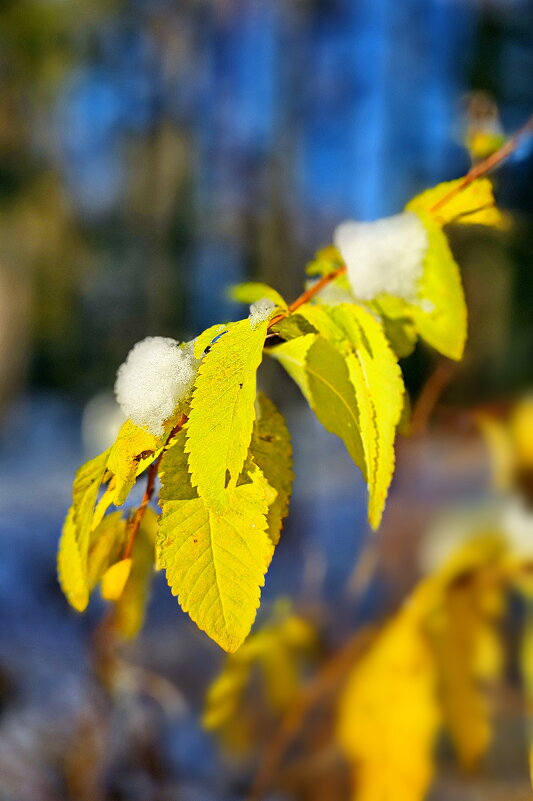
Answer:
top-left (371, 296), bottom-right (418, 358)
top-left (229, 282), bottom-right (287, 310)
top-left (408, 213), bottom-right (467, 360)
top-left (251, 394), bottom-right (293, 545)
top-left (186, 317), bottom-right (269, 513)
top-left (107, 420), bottom-right (164, 505)
top-left (158, 452), bottom-right (274, 653)
top-left (269, 333), bottom-right (366, 480)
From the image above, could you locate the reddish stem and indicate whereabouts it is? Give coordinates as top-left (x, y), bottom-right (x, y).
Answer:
top-left (122, 413), bottom-right (187, 559)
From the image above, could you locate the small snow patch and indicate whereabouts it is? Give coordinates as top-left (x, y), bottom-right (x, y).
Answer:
top-left (249, 297), bottom-right (276, 328)
top-left (333, 212), bottom-right (428, 302)
top-left (114, 337), bottom-right (199, 435)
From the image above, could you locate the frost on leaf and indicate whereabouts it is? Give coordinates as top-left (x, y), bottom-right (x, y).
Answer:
top-left (115, 336), bottom-right (199, 435)
top-left (333, 212), bottom-right (428, 302)
top-left (248, 297), bottom-right (276, 328)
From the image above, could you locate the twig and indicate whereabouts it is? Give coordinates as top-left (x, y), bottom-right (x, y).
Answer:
top-left (246, 627), bottom-right (375, 801)
top-left (266, 115), bottom-right (532, 335)
top-left (122, 413), bottom-right (187, 559)
top-left (410, 361), bottom-right (456, 436)
top-left (429, 113), bottom-right (533, 215)
top-left (267, 266), bottom-right (347, 329)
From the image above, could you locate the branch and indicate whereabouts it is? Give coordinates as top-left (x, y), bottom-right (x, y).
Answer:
top-left (246, 627), bottom-right (375, 801)
top-left (122, 413), bottom-right (187, 559)
top-left (429, 113), bottom-right (533, 214)
top-left (267, 266), bottom-right (347, 330)
top-left (267, 114), bottom-right (532, 334)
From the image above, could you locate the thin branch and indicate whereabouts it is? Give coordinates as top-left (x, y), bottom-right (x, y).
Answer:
top-left (410, 361), bottom-right (455, 436)
top-left (429, 113), bottom-right (533, 215)
top-left (267, 266), bottom-right (347, 329)
top-left (266, 115), bottom-right (532, 334)
top-left (246, 627), bottom-right (375, 801)
top-left (122, 413), bottom-right (187, 559)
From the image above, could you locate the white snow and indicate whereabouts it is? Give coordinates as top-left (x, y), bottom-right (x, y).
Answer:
top-left (249, 297), bottom-right (276, 328)
top-left (333, 211), bottom-right (428, 301)
top-left (114, 337), bottom-right (199, 435)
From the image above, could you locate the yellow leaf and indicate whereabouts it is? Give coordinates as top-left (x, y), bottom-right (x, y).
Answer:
top-left (409, 213), bottom-right (467, 360)
top-left (272, 305), bottom-right (404, 528)
top-left (331, 305), bottom-right (404, 528)
top-left (428, 576), bottom-right (502, 770)
top-left (476, 413), bottom-right (514, 490)
top-left (110, 507), bottom-right (158, 639)
top-left (101, 558), bottom-right (132, 600)
top-left (57, 508), bottom-right (88, 612)
top-left (520, 608), bottom-right (533, 790)
top-left (193, 323), bottom-right (228, 359)
top-left (91, 480), bottom-right (117, 531)
top-left (58, 448), bottom-right (111, 608)
top-left (405, 177), bottom-right (506, 229)
top-left (203, 609), bottom-right (315, 747)
top-left (270, 333), bottom-right (367, 485)
top-left (107, 419), bottom-right (164, 506)
top-left (186, 317), bottom-right (269, 514)
top-left (337, 589), bottom-right (440, 801)
top-left (87, 510), bottom-right (127, 589)
top-left (510, 397), bottom-right (533, 469)
top-left (251, 394), bottom-right (293, 545)
top-left (158, 447), bottom-right (273, 653)
top-left (229, 282), bottom-right (287, 310)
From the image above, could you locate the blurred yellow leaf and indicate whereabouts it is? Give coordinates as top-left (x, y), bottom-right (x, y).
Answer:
top-left (428, 575), bottom-right (504, 771)
top-left (57, 508), bottom-right (88, 612)
top-left (510, 397), bottom-right (533, 469)
top-left (203, 609), bottom-right (316, 750)
top-left (476, 413), bottom-right (514, 491)
top-left (87, 510), bottom-right (127, 590)
top-left (408, 213), bottom-right (467, 361)
top-left (405, 177), bottom-right (507, 229)
top-left (101, 558), bottom-right (132, 601)
top-left (337, 588), bottom-right (440, 801)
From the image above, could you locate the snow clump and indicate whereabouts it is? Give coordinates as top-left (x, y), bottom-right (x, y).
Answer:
top-left (249, 297), bottom-right (276, 328)
top-left (115, 336), bottom-right (199, 435)
top-left (333, 211), bottom-right (428, 302)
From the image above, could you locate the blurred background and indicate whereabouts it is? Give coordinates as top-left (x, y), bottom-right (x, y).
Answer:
top-left (0, 1), bottom-right (532, 799)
